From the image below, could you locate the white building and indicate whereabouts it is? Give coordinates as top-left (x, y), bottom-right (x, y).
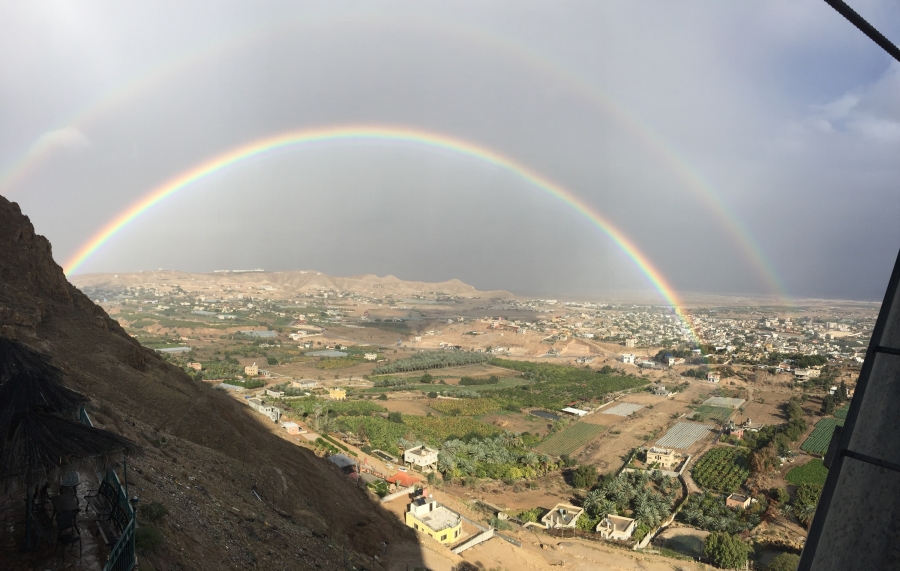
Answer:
top-left (540, 504), bottom-right (584, 529)
top-left (364, 353), bottom-right (378, 361)
top-left (597, 514), bottom-right (636, 540)
top-left (248, 398), bottom-right (281, 422)
top-left (404, 445), bottom-right (439, 472)
top-left (622, 353), bottom-right (635, 365)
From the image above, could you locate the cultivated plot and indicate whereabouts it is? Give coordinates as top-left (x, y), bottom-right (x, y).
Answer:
top-left (533, 423), bottom-right (605, 456)
top-left (801, 417), bottom-right (845, 455)
top-left (702, 397), bottom-right (746, 408)
top-left (690, 405), bottom-right (733, 423)
top-left (655, 422), bottom-right (716, 449)
top-left (601, 403), bottom-right (644, 416)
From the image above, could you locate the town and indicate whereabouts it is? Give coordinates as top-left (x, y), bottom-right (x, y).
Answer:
top-left (67, 269), bottom-right (874, 570)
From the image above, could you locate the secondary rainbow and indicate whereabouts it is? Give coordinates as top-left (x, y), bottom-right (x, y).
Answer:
top-left (64, 125), bottom-right (700, 340)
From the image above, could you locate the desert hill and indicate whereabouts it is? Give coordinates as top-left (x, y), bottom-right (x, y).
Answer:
top-left (71, 269), bottom-right (515, 299)
top-left (0, 195), bottom-right (427, 570)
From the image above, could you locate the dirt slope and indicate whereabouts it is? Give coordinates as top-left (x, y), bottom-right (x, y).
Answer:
top-left (0, 195), bottom-right (426, 570)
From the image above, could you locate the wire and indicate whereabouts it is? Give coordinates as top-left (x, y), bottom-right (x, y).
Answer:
top-left (823, 0), bottom-right (900, 63)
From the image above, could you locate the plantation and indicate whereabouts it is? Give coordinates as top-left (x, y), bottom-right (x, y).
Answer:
top-left (677, 492), bottom-right (763, 533)
top-left (578, 470), bottom-right (680, 538)
top-left (533, 423), bottom-right (604, 456)
top-left (786, 458), bottom-right (829, 486)
top-left (429, 398), bottom-right (500, 416)
top-left (834, 403), bottom-right (850, 419)
top-left (283, 397), bottom-right (387, 416)
top-left (316, 356), bottom-right (365, 369)
top-left (690, 405), bottom-right (733, 423)
top-left (801, 417), bottom-right (845, 455)
top-left (372, 351), bottom-right (491, 375)
top-left (488, 359), bottom-right (648, 410)
top-left (436, 436), bottom-right (559, 481)
top-left (691, 447), bottom-right (750, 493)
top-left (345, 415), bottom-right (499, 455)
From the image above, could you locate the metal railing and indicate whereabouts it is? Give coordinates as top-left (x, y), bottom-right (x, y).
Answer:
top-left (79, 408), bottom-right (136, 571)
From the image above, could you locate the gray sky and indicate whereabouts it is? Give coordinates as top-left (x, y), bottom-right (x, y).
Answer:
top-left (1, 1), bottom-right (899, 301)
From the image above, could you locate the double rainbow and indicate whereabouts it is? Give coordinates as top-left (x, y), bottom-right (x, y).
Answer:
top-left (63, 125), bottom-right (700, 342)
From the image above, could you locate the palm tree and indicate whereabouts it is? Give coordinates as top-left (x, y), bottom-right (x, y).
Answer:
top-left (795, 503), bottom-right (817, 527)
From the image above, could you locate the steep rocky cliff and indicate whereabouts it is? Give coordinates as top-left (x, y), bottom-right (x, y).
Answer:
top-left (0, 195), bottom-right (425, 571)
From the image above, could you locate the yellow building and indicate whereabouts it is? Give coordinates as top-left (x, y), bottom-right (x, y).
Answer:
top-left (405, 499), bottom-right (462, 544)
top-left (328, 388), bottom-right (347, 401)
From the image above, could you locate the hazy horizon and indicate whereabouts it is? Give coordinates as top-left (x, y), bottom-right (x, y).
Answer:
top-left (3, 1), bottom-right (899, 302)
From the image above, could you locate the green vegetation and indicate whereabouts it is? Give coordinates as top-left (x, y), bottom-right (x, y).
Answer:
top-left (317, 356), bottom-right (364, 369)
top-left (834, 403), bottom-right (850, 419)
top-left (580, 470), bottom-right (679, 533)
top-left (135, 526), bottom-right (164, 553)
top-left (282, 397), bottom-right (386, 416)
top-left (677, 492), bottom-right (763, 533)
top-left (139, 502), bottom-right (168, 523)
top-left (437, 435), bottom-right (560, 482)
top-left (570, 464), bottom-right (598, 489)
top-left (367, 479), bottom-right (389, 498)
top-left (372, 351), bottom-right (490, 375)
top-left (704, 531), bottom-right (752, 570)
top-left (228, 379), bottom-right (266, 389)
top-left (791, 483), bottom-right (822, 528)
top-left (786, 459), bottom-right (828, 486)
top-left (801, 418), bottom-right (845, 455)
top-left (429, 398), bottom-right (500, 416)
top-left (345, 415), bottom-right (499, 455)
top-left (691, 448), bottom-right (750, 493)
top-left (459, 375), bottom-right (499, 386)
top-left (767, 553), bottom-right (801, 571)
top-left (517, 507), bottom-right (543, 523)
top-left (691, 405), bottom-right (734, 423)
top-left (489, 359), bottom-right (648, 409)
top-left (533, 423), bottom-right (604, 456)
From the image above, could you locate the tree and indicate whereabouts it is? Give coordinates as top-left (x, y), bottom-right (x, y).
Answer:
top-left (704, 532), bottom-right (751, 570)
top-left (388, 412), bottom-right (403, 423)
top-left (378, 393), bottom-right (388, 401)
top-left (821, 394), bottom-right (835, 416)
top-left (571, 465), bottom-right (597, 489)
top-left (767, 552), bottom-right (800, 571)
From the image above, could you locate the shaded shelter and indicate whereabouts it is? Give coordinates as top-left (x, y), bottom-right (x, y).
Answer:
top-left (0, 338), bottom-right (63, 386)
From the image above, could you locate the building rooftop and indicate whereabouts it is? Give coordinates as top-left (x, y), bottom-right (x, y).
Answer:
top-left (601, 514), bottom-right (635, 531)
top-left (414, 505), bottom-right (460, 532)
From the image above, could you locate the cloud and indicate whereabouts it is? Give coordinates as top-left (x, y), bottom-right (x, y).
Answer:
top-left (29, 127), bottom-right (91, 153)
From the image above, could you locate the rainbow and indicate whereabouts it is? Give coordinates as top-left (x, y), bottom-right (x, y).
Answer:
top-left (62, 125), bottom-right (701, 342)
top-left (0, 14), bottom-right (788, 301)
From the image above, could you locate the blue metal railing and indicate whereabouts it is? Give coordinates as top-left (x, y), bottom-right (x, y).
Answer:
top-left (79, 408), bottom-right (136, 571)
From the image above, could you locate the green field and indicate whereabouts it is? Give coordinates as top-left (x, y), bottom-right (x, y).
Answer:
top-left (691, 447), bottom-right (750, 493)
top-left (690, 405), bottom-right (734, 423)
top-left (786, 458), bottom-right (829, 486)
top-left (801, 417), bottom-right (845, 455)
top-left (533, 423), bottom-right (604, 456)
top-left (834, 403), bottom-right (850, 419)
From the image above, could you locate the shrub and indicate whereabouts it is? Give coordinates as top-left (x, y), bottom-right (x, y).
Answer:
top-left (704, 531), bottom-right (751, 570)
top-left (570, 465), bottom-right (597, 489)
top-left (378, 393), bottom-right (388, 401)
top-left (388, 412), bottom-right (403, 423)
top-left (139, 501), bottom-right (168, 523)
top-left (767, 552), bottom-right (800, 571)
top-left (135, 526), bottom-right (164, 553)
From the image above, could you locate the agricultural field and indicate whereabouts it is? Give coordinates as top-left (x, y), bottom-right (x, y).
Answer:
top-left (834, 403), bottom-right (850, 419)
top-left (601, 402), bottom-right (644, 416)
top-left (655, 422), bottom-right (715, 449)
top-left (801, 418), bottom-right (845, 455)
top-left (702, 397), bottom-right (746, 408)
top-left (738, 391), bottom-right (792, 426)
top-left (428, 398), bottom-right (500, 416)
top-left (533, 422), bottom-right (605, 456)
top-left (786, 458), bottom-right (829, 486)
top-left (345, 415), bottom-right (500, 455)
top-left (690, 405), bottom-right (734, 423)
top-left (691, 447), bottom-right (751, 493)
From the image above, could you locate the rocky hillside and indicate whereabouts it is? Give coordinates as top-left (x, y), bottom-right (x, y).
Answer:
top-left (70, 270), bottom-right (515, 299)
top-left (0, 195), bottom-right (427, 570)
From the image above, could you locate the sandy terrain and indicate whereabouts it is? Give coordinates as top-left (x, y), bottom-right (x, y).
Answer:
top-left (381, 398), bottom-right (440, 416)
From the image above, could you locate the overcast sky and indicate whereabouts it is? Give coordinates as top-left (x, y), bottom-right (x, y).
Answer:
top-left (1, 1), bottom-right (898, 301)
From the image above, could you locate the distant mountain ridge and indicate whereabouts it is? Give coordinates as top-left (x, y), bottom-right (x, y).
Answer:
top-left (70, 269), bottom-right (516, 298)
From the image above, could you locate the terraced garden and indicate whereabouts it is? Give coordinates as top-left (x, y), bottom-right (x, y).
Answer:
top-left (801, 417), bottom-right (845, 455)
top-left (691, 447), bottom-right (750, 493)
top-left (533, 422), bottom-right (604, 456)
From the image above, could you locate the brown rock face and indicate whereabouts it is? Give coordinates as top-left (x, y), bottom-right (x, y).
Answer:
top-left (0, 194), bottom-right (423, 570)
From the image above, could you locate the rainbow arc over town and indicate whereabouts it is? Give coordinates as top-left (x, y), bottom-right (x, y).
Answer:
top-left (64, 125), bottom-right (701, 341)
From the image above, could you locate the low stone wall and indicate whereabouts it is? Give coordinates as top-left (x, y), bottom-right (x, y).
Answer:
top-left (380, 486), bottom-right (414, 503)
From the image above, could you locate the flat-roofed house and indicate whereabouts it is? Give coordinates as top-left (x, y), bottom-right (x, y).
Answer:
top-left (247, 398), bottom-right (281, 423)
top-left (404, 445), bottom-right (439, 472)
top-left (646, 447), bottom-right (678, 470)
top-left (622, 353), bottom-right (635, 365)
top-left (726, 493), bottom-right (752, 509)
top-left (244, 362), bottom-right (259, 376)
top-left (328, 388), bottom-right (347, 401)
top-left (597, 514), bottom-right (636, 540)
top-left (405, 499), bottom-right (462, 544)
top-left (540, 503), bottom-right (584, 529)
